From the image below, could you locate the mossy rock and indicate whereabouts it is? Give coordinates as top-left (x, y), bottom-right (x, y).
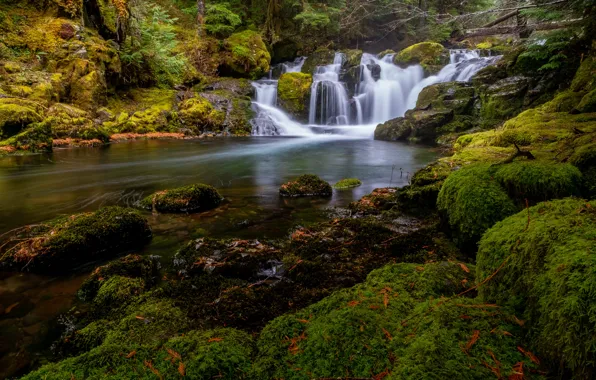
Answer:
top-left (374, 109), bottom-right (454, 143)
top-left (493, 161), bottom-right (583, 204)
top-left (577, 88), bottom-right (596, 113)
top-left (0, 120), bottom-right (52, 153)
top-left (416, 82), bottom-right (476, 115)
top-left (222, 30), bottom-right (271, 79)
top-left (140, 184), bottom-right (222, 213)
top-left (477, 198), bottom-right (596, 378)
top-left (394, 42), bottom-right (448, 70)
top-left (479, 76), bottom-right (530, 122)
top-left (46, 103), bottom-right (110, 142)
top-left (253, 261), bottom-right (538, 379)
top-left (437, 164), bottom-right (517, 250)
top-left (0, 206), bottom-right (152, 273)
top-left (279, 174), bottom-right (332, 197)
top-left (0, 103), bottom-right (43, 138)
top-left (92, 275), bottom-right (145, 311)
top-left (179, 96), bottom-right (225, 134)
top-left (333, 178), bottom-right (362, 189)
top-left (340, 49), bottom-right (363, 68)
top-left (78, 254), bottom-right (160, 302)
top-left (277, 72), bottom-right (312, 120)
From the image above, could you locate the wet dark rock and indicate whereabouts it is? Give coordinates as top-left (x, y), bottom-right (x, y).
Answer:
top-left (374, 109), bottom-right (454, 143)
top-left (367, 63), bottom-right (381, 81)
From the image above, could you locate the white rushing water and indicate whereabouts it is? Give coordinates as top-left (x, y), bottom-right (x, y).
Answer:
top-left (251, 49), bottom-right (501, 137)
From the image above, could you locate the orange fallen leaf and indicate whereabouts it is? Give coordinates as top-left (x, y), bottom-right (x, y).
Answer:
top-left (178, 361), bottom-right (185, 376)
top-left (347, 300), bottom-right (360, 307)
top-left (463, 330), bottom-right (480, 353)
top-left (5, 302), bottom-right (19, 314)
top-left (459, 263), bottom-right (470, 273)
top-left (382, 328), bottom-right (393, 341)
top-left (509, 362), bottom-right (524, 380)
top-left (296, 319), bottom-right (310, 324)
top-left (383, 292), bottom-right (389, 308)
top-left (144, 360), bottom-right (163, 380)
top-left (125, 350), bottom-right (136, 358)
top-left (135, 316), bottom-right (145, 320)
top-left (167, 348), bottom-right (182, 361)
top-left (208, 337), bottom-right (224, 343)
top-left (517, 346), bottom-right (540, 365)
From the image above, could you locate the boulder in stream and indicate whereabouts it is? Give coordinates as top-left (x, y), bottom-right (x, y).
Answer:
top-left (279, 174), bottom-right (332, 197)
top-left (0, 207), bottom-right (152, 273)
top-left (140, 184), bottom-right (222, 213)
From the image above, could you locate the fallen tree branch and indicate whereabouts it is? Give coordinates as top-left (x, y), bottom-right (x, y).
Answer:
top-left (502, 143), bottom-right (536, 164)
top-left (461, 18), bottom-right (583, 38)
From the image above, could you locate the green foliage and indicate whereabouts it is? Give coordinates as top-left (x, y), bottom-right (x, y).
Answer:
top-left (477, 198), bottom-right (596, 378)
top-left (493, 161), bottom-right (583, 204)
top-left (437, 164), bottom-right (517, 249)
top-left (515, 30), bottom-right (578, 74)
top-left (178, 96), bottom-right (225, 133)
top-left (139, 183), bottom-right (222, 213)
top-left (222, 30), bottom-right (270, 79)
top-left (120, 4), bottom-right (188, 86)
top-left (333, 178), bottom-right (362, 189)
top-left (279, 174), bottom-right (332, 197)
top-left (205, 3), bottom-right (242, 37)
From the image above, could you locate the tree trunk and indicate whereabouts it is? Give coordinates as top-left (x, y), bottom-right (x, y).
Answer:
top-left (462, 19), bottom-right (583, 38)
top-left (197, 0), bottom-right (205, 37)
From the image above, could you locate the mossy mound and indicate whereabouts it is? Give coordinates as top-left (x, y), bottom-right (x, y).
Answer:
top-left (333, 178), bottom-right (362, 189)
top-left (0, 120), bottom-right (52, 154)
top-left (46, 103), bottom-right (110, 142)
top-left (24, 327), bottom-right (254, 380)
top-left (0, 206), bottom-right (152, 273)
top-left (92, 275), bottom-right (145, 311)
top-left (395, 161), bottom-right (453, 211)
top-left (349, 187), bottom-right (397, 215)
top-left (140, 184), bottom-right (222, 213)
top-left (416, 81), bottom-right (476, 115)
top-left (178, 96), bottom-right (225, 134)
top-left (477, 198), bottom-right (596, 378)
top-left (394, 42), bottom-right (448, 72)
top-left (279, 174), bottom-right (332, 197)
top-left (252, 261), bottom-right (540, 379)
top-left (222, 30), bottom-right (271, 79)
top-left (493, 161), bottom-right (582, 203)
top-left (0, 103), bottom-right (43, 138)
top-left (78, 254), bottom-right (161, 302)
top-left (437, 164), bottom-right (517, 249)
top-left (277, 72), bottom-right (312, 120)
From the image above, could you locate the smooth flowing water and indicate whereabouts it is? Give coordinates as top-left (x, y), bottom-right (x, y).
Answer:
top-left (0, 137), bottom-right (438, 375)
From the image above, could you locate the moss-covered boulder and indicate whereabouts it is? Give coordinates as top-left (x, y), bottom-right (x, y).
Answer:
top-left (437, 164), bottom-right (517, 249)
top-left (479, 76), bottom-right (531, 122)
top-left (46, 103), bottom-right (110, 142)
top-left (416, 81), bottom-right (476, 115)
top-left (0, 120), bottom-right (52, 154)
top-left (493, 161), bottom-right (582, 204)
top-left (0, 102), bottom-right (43, 138)
top-left (333, 178), bottom-right (362, 189)
top-left (279, 174), bottom-right (332, 197)
top-left (0, 206), bottom-right (152, 273)
top-left (92, 275), bottom-right (145, 311)
top-left (277, 72), bottom-right (312, 120)
top-left (252, 261), bottom-right (539, 379)
top-left (394, 42), bottom-right (448, 72)
top-left (178, 96), bottom-right (225, 134)
top-left (140, 184), bottom-right (222, 213)
top-left (221, 30), bottom-right (271, 79)
top-left (477, 198), bottom-right (596, 378)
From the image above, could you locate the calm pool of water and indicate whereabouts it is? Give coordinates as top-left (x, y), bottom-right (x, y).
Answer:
top-left (0, 136), bottom-right (438, 376)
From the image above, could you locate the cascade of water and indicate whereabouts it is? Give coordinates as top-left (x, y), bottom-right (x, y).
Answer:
top-left (308, 53), bottom-right (351, 125)
top-left (250, 49), bottom-right (501, 137)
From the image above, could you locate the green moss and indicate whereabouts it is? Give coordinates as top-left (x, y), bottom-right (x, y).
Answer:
top-left (437, 164), bottom-right (517, 249)
top-left (279, 174), bottom-right (332, 197)
top-left (277, 72), bottom-right (312, 118)
top-left (333, 178), bottom-right (362, 189)
top-left (340, 49), bottom-right (363, 67)
top-left (396, 161), bottom-right (453, 210)
top-left (301, 49), bottom-right (335, 75)
top-left (140, 183), bottom-right (222, 213)
top-left (477, 198), bottom-right (596, 377)
top-left (0, 206), bottom-right (152, 272)
top-left (0, 103), bottom-right (42, 138)
top-left (570, 55), bottom-right (596, 93)
top-left (416, 82), bottom-right (475, 115)
top-left (0, 120), bottom-right (52, 153)
top-left (178, 96), bottom-right (225, 134)
top-left (577, 88), bottom-right (596, 113)
top-left (541, 90), bottom-right (585, 113)
top-left (93, 275), bottom-right (145, 311)
top-left (394, 42), bottom-right (447, 70)
top-left (46, 103), bottom-right (110, 142)
top-left (70, 70), bottom-right (106, 112)
top-left (493, 161), bottom-right (582, 204)
top-left (78, 254), bottom-right (160, 302)
top-left (253, 261), bottom-right (537, 379)
top-left (223, 30), bottom-right (271, 79)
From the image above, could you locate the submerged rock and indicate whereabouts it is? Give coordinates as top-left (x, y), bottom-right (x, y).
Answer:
top-left (279, 174), bottom-right (332, 197)
top-left (0, 207), bottom-right (152, 273)
top-left (140, 184), bottom-right (223, 213)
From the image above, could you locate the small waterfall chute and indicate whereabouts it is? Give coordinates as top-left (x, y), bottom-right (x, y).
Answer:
top-left (308, 53), bottom-right (351, 125)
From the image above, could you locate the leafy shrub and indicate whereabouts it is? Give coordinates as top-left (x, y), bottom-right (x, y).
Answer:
top-left (477, 198), bottom-right (596, 378)
top-left (205, 3), bottom-right (242, 37)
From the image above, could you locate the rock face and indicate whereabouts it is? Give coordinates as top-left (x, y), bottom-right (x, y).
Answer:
top-left (374, 108), bottom-right (454, 143)
top-left (277, 72), bottom-right (312, 121)
top-left (301, 49), bottom-right (335, 75)
top-left (279, 174), bottom-right (332, 197)
top-left (178, 96), bottom-right (226, 134)
top-left (140, 184), bottom-right (223, 213)
top-left (0, 207), bottom-right (152, 273)
top-left (394, 42), bottom-right (449, 73)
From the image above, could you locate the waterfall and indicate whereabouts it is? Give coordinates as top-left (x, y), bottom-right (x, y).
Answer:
top-left (250, 49), bottom-right (501, 137)
top-left (308, 53), bottom-right (351, 125)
